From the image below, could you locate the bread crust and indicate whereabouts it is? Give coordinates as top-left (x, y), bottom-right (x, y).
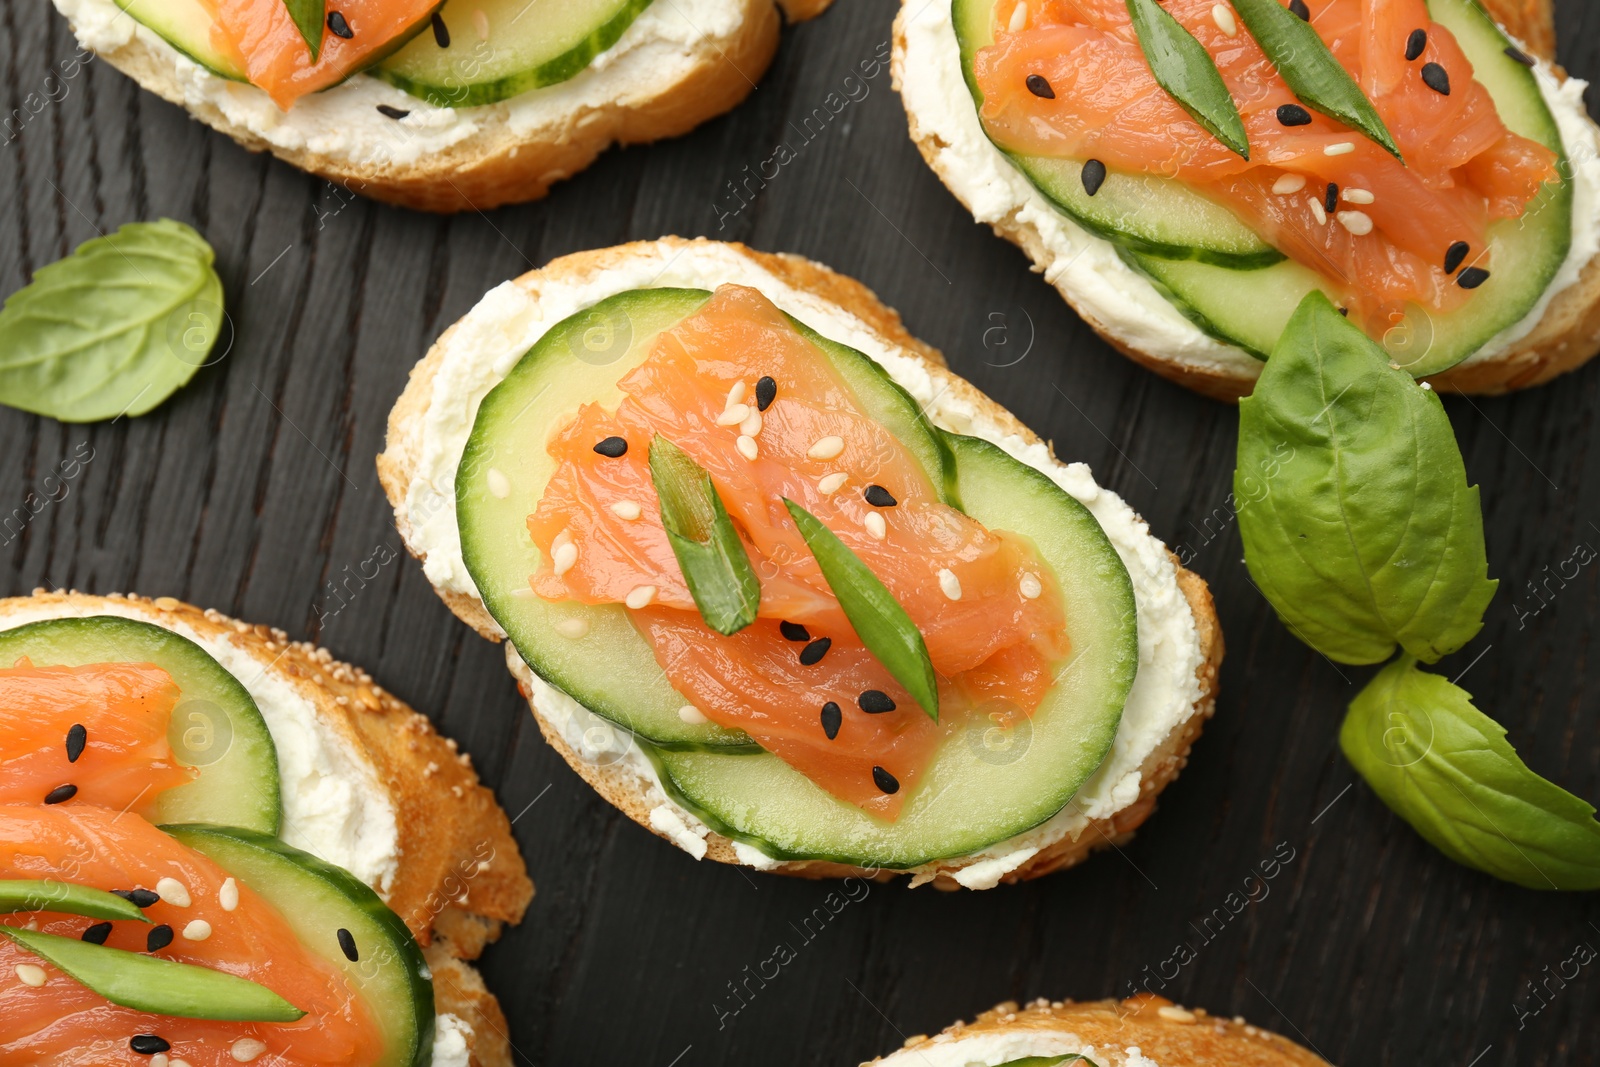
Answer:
top-left (892, 0), bottom-right (1600, 401)
top-left (0, 590), bottom-right (533, 1067)
top-left (377, 236), bottom-right (1222, 887)
top-left (870, 996), bottom-right (1330, 1066)
top-left (62, 0), bottom-right (832, 213)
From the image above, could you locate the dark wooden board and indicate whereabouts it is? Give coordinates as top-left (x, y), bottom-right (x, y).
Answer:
top-left (4, 1), bottom-right (1599, 1063)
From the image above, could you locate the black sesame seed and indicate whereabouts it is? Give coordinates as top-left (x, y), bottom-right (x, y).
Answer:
top-left (376, 104), bottom-right (411, 120)
top-left (1025, 74), bottom-right (1055, 99)
top-left (799, 638), bottom-right (832, 666)
top-left (755, 375), bottom-right (777, 412)
top-left (81, 921), bottom-right (113, 945)
top-left (1338, 307), bottom-right (1349, 316)
top-left (1421, 62), bottom-right (1451, 95)
top-left (1324, 183), bottom-right (1339, 214)
top-left (1504, 45), bottom-right (1535, 67)
top-left (871, 766), bottom-right (900, 794)
top-left (146, 925), bottom-right (174, 953)
top-left (44, 784), bottom-right (77, 804)
top-left (779, 621), bottom-right (811, 642)
top-left (337, 927), bottom-right (360, 962)
top-left (431, 11), bottom-right (450, 47)
top-left (1288, 0), bottom-right (1310, 20)
top-left (65, 723), bottom-right (87, 763)
top-left (863, 485), bottom-right (897, 508)
top-left (593, 436), bottom-right (628, 458)
top-left (112, 888), bottom-right (161, 908)
top-left (1444, 240), bottom-right (1470, 274)
top-left (820, 702), bottom-right (842, 740)
top-left (858, 690), bottom-right (896, 714)
top-left (1081, 159), bottom-right (1108, 197)
top-left (327, 10), bottom-right (353, 38)
top-left (129, 1036), bottom-right (170, 1056)
top-left (1457, 266), bottom-right (1491, 289)
top-left (1405, 28), bottom-right (1427, 61)
top-left (1276, 104), bottom-right (1313, 127)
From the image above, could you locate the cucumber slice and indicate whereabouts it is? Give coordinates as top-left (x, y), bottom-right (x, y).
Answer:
top-left (115, 0), bottom-right (248, 81)
top-left (951, 0), bottom-right (1281, 269)
top-left (457, 287), bottom-right (957, 752)
top-left (0, 616), bottom-right (281, 835)
top-left (164, 825), bottom-right (433, 1067)
top-left (375, 0), bottom-right (654, 107)
top-left (649, 433), bottom-right (1139, 868)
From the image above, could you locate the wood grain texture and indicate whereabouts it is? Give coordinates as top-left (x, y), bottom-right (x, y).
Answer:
top-left (3, 2), bottom-right (1599, 1064)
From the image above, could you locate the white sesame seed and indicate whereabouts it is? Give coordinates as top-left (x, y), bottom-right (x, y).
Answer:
top-left (1324, 141), bottom-right (1356, 156)
top-left (1337, 209), bottom-right (1374, 235)
top-left (625, 585), bottom-right (657, 610)
top-left (609, 500), bottom-right (642, 521)
top-left (938, 568), bottom-right (962, 601)
top-left (1308, 197), bottom-right (1328, 225)
top-left (716, 404), bottom-right (750, 427)
top-left (486, 468), bottom-right (511, 500)
top-left (1211, 3), bottom-right (1237, 35)
top-left (1159, 1005), bottom-right (1197, 1023)
top-left (1271, 173), bottom-right (1307, 195)
top-left (739, 410), bottom-right (763, 437)
top-left (155, 877), bottom-right (190, 908)
top-left (808, 435), bottom-right (845, 461)
top-left (1343, 187), bottom-right (1375, 204)
top-left (726, 381), bottom-right (747, 407)
top-left (552, 529), bottom-right (573, 552)
top-left (864, 512), bottom-right (887, 541)
top-left (1020, 573), bottom-right (1043, 599)
top-left (551, 542), bottom-right (579, 577)
top-left (231, 1038), bottom-right (267, 1063)
top-left (678, 705), bottom-right (708, 725)
top-left (736, 435), bottom-right (759, 461)
top-left (15, 964), bottom-right (46, 987)
top-left (183, 920), bottom-right (212, 942)
top-left (1421, 381), bottom-right (1433, 391)
top-left (1008, 1), bottom-right (1027, 31)
top-left (818, 472), bottom-right (848, 495)
top-left (219, 877), bottom-right (238, 912)
top-left (555, 616), bottom-right (590, 640)
top-left (151, 1056), bottom-right (170, 1067)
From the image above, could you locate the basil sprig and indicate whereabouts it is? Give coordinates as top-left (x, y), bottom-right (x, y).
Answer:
top-left (1125, 0), bottom-right (1250, 159)
top-left (0, 927), bottom-right (306, 1021)
top-left (1229, 0), bottom-right (1402, 160)
top-left (1237, 292), bottom-right (1495, 665)
top-left (0, 220), bottom-right (225, 423)
top-left (783, 499), bottom-right (939, 720)
top-left (649, 437), bottom-right (761, 635)
top-left (0, 880), bottom-right (151, 923)
top-left (1341, 658), bottom-right (1600, 890)
top-left (282, 0), bottom-right (327, 59)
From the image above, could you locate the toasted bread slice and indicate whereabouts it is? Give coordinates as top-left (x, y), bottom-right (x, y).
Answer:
top-left (377, 236), bottom-right (1222, 889)
top-left (51, 0), bottom-right (832, 212)
top-left (868, 996), bottom-right (1331, 1067)
top-left (0, 590), bottom-right (533, 1067)
top-left (892, 0), bottom-right (1600, 400)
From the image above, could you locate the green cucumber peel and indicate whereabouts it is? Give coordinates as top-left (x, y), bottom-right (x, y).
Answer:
top-left (0, 926), bottom-right (307, 1021)
top-left (998, 1057), bottom-right (1098, 1067)
top-left (648, 436), bottom-right (762, 635)
top-left (1229, 0), bottom-right (1402, 160)
top-left (782, 499), bottom-right (939, 721)
top-left (1125, 0), bottom-right (1250, 158)
top-left (1236, 291), bottom-right (1495, 665)
top-left (282, 0), bottom-right (326, 59)
top-left (1341, 658), bottom-right (1600, 890)
top-left (0, 880), bottom-right (151, 923)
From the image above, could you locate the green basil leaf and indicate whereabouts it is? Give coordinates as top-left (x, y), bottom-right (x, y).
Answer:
top-left (649, 436), bottom-right (761, 635)
top-left (1236, 292), bottom-right (1496, 664)
top-left (0, 926), bottom-right (307, 1021)
top-left (0, 880), bottom-right (151, 923)
top-left (0, 219), bottom-right (225, 423)
top-left (1229, 0), bottom-right (1402, 160)
top-left (1341, 658), bottom-right (1600, 890)
top-left (783, 498), bottom-right (939, 721)
top-left (282, 0), bottom-right (326, 60)
top-left (1126, 0), bottom-right (1250, 158)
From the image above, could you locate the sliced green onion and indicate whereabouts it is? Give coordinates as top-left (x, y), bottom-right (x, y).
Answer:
top-left (649, 437), bottom-right (761, 635)
top-left (281, 0), bottom-right (327, 60)
top-left (782, 499), bottom-right (940, 721)
top-left (1229, 0), bottom-right (1402, 160)
top-left (1125, 0), bottom-right (1251, 159)
top-left (0, 927), bottom-right (306, 1022)
top-left (0, 880), bottom-right (151, 923)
